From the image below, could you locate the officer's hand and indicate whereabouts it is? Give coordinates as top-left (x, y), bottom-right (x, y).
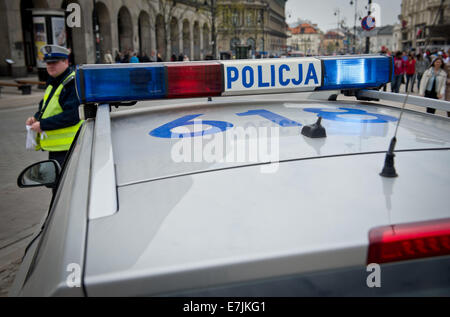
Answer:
top-left (26, 117), bottom-right (37, 125)
top-left (30, 121), bottom-right (42, 133)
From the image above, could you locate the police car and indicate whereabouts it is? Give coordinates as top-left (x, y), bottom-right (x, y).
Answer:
top-left (10, 55), bottom-right (450, 296)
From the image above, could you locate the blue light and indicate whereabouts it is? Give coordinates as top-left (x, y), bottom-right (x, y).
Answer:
top-left (76, 64), bottom-right (167, 103)
top-left (319, 56), bottom-right (392, 90)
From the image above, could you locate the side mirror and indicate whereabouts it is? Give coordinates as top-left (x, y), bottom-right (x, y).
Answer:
top-left (17, 160), bottom-right (61, 188)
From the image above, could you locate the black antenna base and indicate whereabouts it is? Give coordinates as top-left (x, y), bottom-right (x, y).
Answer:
top-left (301, 116), bottom-right (327, 138)
top-left (380, 137), bottom-right (398, 178)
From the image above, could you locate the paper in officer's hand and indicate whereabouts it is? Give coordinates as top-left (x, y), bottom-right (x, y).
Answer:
top-left (26, 125), bottom-right (37, 150)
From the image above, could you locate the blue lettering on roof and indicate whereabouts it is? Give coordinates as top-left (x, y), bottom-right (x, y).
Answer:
top-left (303, 107), bottom-right (398, 123)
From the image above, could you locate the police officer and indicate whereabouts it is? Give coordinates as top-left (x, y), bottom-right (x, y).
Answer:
top-left (26, 45), bottom-right (83, 167)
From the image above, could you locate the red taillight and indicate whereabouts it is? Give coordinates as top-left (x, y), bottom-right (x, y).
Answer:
top-left (166, 62), bottom-right (223, 98)
top-left (367, 218), bottom-right (450, 264)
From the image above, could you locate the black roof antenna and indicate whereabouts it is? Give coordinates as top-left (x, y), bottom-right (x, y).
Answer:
top-left (380, 93), bottom-right (409, 178)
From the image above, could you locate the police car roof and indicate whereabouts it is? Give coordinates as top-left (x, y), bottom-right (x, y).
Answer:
top-left (83, 94), bottom-right (450, 296)
top-left (109, 94), bottom-right (450, 186)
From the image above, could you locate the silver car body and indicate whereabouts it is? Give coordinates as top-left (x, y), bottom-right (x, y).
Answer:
top-left (10, 91), bottom-right (450, 296)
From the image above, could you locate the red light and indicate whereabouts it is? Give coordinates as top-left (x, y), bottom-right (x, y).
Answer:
top-left (367, 218), bottom-right (450, 264)
top-left (166, 62), bottom-right (223, 98)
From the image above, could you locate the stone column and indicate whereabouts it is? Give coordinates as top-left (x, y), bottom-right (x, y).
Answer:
top-left (178, 20), bottom-right (183, 58)
top-left (189, 22), bottom-right (194, 61)
top-left (0, 4), bottom-right (27, 77)
top-left (199, 25), bottom-right (204, 60)
top-left (166, 22), bottom-right (171, 60)
top-left (150, 13), bottom-right (156, 55)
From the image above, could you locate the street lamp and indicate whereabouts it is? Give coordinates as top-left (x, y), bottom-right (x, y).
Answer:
top-left (257, 1), bottom-right (268, 58)
top-left (204, 0), bottom-right (217, 59)
top-left (92, 0), bottom-right (101, 63)
top-left (350, 0), bottom-right (358, 54)
top-left (366, 0), bottom-right (372, 53)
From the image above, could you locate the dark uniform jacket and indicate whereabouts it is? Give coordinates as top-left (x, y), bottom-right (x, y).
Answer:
top-left (34, 67), bottom-right (80, 131)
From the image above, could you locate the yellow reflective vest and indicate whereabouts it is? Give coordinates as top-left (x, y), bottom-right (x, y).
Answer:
top-left (36, 71), bottom-right (83, 152)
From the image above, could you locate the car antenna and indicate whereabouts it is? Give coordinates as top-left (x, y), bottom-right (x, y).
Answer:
top-left (380, 92), bottom-right (409, 178)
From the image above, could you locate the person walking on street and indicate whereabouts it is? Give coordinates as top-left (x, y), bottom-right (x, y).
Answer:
top-left (150, 50), bottom-right (156, 62)
top-left (445, 58), bottom-right (450, 117)
top-left (130, 52), bottom-right (139, 63)
top-left (419, 56), bottom-right (447, 114)
top-left (140, 52), bottom-right (150, 63)
top-left (391, 52), bottom-right (404, 93)
top-left (25, 45), bottom-right (83, 167)
top-left (104, 50), bottom-right (114, 64)
top-left (157, 52), bottom-right (163, 62)
top-left (114, 50), bottom-right (121, 63)
top-left (415, 53), bottom-right (429, 92)
top-left (405, 53), bottom-right (416, 93)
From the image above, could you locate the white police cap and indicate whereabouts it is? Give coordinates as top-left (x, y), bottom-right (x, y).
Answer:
top-left (40, 45), bottom-right (70, 62)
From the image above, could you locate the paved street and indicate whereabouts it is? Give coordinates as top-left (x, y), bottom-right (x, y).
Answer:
top-left (0, 85), bottom-right (50, 297)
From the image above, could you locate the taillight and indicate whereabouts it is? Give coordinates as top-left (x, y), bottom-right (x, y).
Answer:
top-left (367, 218), bottom-right (450, 264)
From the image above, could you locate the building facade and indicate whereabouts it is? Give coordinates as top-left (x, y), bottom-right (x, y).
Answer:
top-left (287, 22), bottom-right (322, 55)
top-left (369, 25), bottom-right (396, 53)
top-left (399, 0), bottom-right (450, 51)
top-left (321, 30), bottom-right (345, 55)
top-left (216, 0), bottom-right (288, 58)
top-left (0, 0), bottom-right (213, 77)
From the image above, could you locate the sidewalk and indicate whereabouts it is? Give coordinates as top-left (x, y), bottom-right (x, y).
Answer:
top-left (0, 75), bottom-right (44, 110)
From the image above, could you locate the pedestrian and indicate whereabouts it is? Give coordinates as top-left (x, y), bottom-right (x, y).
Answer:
top-left (183, 55), bottom-right (190, 61)
top-left (157, 52), bottom-right (163, 62)
top-left (104, 50), bottom-right (114, 64)
top-left (178, 53), bottom-right (184, 61)
top-left (140, 52), bottom-right (150, 63)
top-left (405, 53), bottom-right (416, 93)
top-left (419, 56), bottom-right (447, 114)
top-left (415, 53), bottom-right (429, 92)
top-left (25, 45), bottom-right (83, 167)
top-left (130, 52), bottom-right (139, 63)
top-left (444, 48), bottom-right (450, 64)
top-left (114, 50), bottom-right (121, 63)
top-left (170, 54), bottom-right (177, 62)
top-left (380, 48), bottom-right (390, 91)
top-left (391, 51), bottom-right (404, 93)
top-left (445, 56), bottom-right (450, 117)
top-left (121, 49), bottom-right (130, 63)
top-left (150, 50), bottom-right (156, 62)
top-left (424, 50), bottom-right (432, 64)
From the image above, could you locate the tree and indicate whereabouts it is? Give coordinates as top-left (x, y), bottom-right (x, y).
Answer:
top-left (199, 0), bottom-right (246, 57)
top-left (326, 41), bottom-right (336, 55)
top-left (147, 0), bottom-right (195, 60)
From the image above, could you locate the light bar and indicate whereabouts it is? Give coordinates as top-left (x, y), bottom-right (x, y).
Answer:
top-left (319, 55), bottom-right (393, 90)
top-left (76, 55), bottom-right (393, 104)
top-left (76, 64), bottom-right (166, 103)
top-left (166, 62), bottom-right (223, 98)
top-left (367, 218), bottom-right (450, 265)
